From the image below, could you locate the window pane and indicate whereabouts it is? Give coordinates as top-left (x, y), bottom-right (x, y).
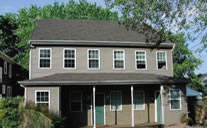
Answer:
top-left (114, 51), bottom-right (123, 59)
top-left (89, 50), bottom-right (98, 59)
top-left (170, 89), bottom-right (180, 99)
top-left (36, 92), bottom-right (49, 102)
top-left (40, 49), bottom-right (50, 58)
top-left (40, 59), bottom-right (50, 68)
top-left (65, 60), bottom-right (75, 68)
top-left (65, 50), bottom-right (75, 58)
top-left (71, 92), bottom-right (81, 101)
top-left (115, 60), bottom-right (124, 68)
top-left (158, 61), bottom-right (166, 69)
top-left (89, 60), bottom-right (99, 68)
top-left (111, 92), bottom-right (121, 110)
top-left (171, 100), bottom-right (180, 109)
top-left (134, 91), bottom-right (144, 109)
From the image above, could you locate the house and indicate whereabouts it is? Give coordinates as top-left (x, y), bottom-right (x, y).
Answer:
top-left (19, 19), bottom-right (188, 127)
top-left (0, 51), bottom-right (28, 99)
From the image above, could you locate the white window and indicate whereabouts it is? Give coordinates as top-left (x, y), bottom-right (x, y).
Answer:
top-left (88, 49), bottom-right (100, 69)
top-left (4, 61), bottom-right (7, 74)
top-left (135, 51), bottom-right (147, 69)
top-left (39, 48), bottom-right (51, 68)
top-left (9, 64), bottom-right (12, 78)
top-left (2, 85), bottom-right (6, 94)
top-left (110, 91), bottom-right (122, 111)
top-left (64, 48), bottom-right (76, 69)
top-left (169, 89), bottom-right (181, 110)
top-left (35, 90), bottom-right (50, 108)
top-left (134, 91), bottom-right (145, 110)
top-left (7, 86), bottom-right (12, 98)
top-left (157, 51), bottom-right (167, 70)
top-left (71, 91), bottom-right (82, 112)
top-left (113, 50), bottom-right (125, 69)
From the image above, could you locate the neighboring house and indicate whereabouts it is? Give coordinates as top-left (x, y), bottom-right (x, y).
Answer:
top-left (19, 19), bottom-right (188, 127)
top-left (0, 51), bottom-right (28, 99)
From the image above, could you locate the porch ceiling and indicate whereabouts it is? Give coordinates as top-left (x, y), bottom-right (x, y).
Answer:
top-left (19, 73), bottom-right (189, 86)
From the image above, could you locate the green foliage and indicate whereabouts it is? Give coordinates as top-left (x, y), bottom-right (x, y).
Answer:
top-left (0, 13), bottom-right (20, 58)
top-left (0, 97), bottom-right (23, 128)
top-left (180, 113), bottom-right (189, 124)
top-left (167, 33), bottom-right (203, 91)
top-left (14, 0), bottom-right (118, 69)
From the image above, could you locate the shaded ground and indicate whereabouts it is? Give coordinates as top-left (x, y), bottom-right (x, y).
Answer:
top-left (167, 123), bottom-right (203, 128)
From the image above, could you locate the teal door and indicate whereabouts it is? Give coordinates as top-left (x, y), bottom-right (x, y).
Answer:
top-left (96, 94), bottom-right (104, 124)
top-left (156, 91), bottom-right (162, 123)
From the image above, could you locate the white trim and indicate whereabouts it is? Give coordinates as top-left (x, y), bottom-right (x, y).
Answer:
top-left (63, 48), bottom-right (76, 69)
top-left (38, 48), bottom-right (52, 69)
top-left (4, 61), bottom-right (7, 75)
top-left (156, 51), bottom-right (168, 70)
top-left (29, 49), bottom-right (31, 79)
top-left (35, 90), bottom-right (50, 110)
top-left (113, 50), bottom-right (125, 70)
top-left (169, 88), bottom-right (182, 111)
top-left (134, 90), bottom-right (145, 110)
top-left (161, 85), bottom-right (165, 124)
top-left (6, 86), bottom-right (12, 98)
top-left (70, 90), bottom-right (82, 112)
top-left (87, 49), bottom-right (100, 70)
top-left (93, 86), bottom-right (96, 128)
top-left (110, 91), bottom-right (122, 111)
top-left (2, 84), bottom-right (6, 94)
top-left (135, 50), bottom-right (147, 70)
top-left (131, 85), bottom-right (134, 127)
top-left (24, 87), bottom-right (27, 105)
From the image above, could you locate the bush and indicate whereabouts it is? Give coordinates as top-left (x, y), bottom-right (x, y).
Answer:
top-left (0, 97), bottom-right (23, 128)
top-left (180, 113), bottom-right (189, 124)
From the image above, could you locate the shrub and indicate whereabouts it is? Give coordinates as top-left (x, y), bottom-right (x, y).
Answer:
top-left (180, 113), bottom-right (189, 124)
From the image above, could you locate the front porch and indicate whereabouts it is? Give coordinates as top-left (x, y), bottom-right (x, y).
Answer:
top-left (60, 85), bottom-right (164, 128)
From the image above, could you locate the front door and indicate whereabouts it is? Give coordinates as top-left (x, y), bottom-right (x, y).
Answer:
top-left (96, 93), bottom-right (105, 125)
top-left (155, 91), bottom-right (162, 123)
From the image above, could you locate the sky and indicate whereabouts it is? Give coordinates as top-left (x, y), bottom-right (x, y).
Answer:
top-left (0, 0), bottom-right (206, 74)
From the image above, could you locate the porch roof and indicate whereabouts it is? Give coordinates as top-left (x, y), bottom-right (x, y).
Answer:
top-left (19, 73), bottom-right (189, 86)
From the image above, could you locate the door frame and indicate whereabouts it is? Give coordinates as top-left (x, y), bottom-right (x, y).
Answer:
top-left (154, 90), bottom-right (159, 122)
top-left (95, 92), bottom-right (106, 125)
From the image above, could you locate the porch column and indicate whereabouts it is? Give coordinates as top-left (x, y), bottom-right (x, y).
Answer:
top-left (160, 85), bottom-right (165, 124)
top-left (131, 85), bottom-right (134, 127)
top-left (93, 86), bottom-right (96, 128)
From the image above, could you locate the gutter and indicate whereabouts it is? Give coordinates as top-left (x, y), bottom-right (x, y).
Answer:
top-left (29, 40), bottom-right (174, 48)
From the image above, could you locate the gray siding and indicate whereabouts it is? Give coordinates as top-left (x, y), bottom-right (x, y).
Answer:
top-left (26, 86), bottom-right (60, 114)
top-left (163, 85), bottom-right (188, 125)
top-left (30, 46), bottom-right (173, 79)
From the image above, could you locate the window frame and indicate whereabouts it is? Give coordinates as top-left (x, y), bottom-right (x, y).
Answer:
top-left (2, 85), bottom-right (6, 94)
top-left (38, 48), bottom-right (52, 69)
top-left (135, 50), bottom-right (147, 70)
top-left (134, 90), bottom-right (145, 110)
top-left (156, 51), bottom-right (167, 70)
top-left (113, 50), bottom-right (125, 70)
top-left (110, 91), bottom-right (122, 111)
top-left (6, 86), bottom-right (12, 98)
top-left (9, 64), bottom-right (12, 78)
top-left (87, 49), bottom-right (100, 69)
top-left (4, 61), bottom-right (7, 75)
top-left (169, 88), bottom-right (182, 111)
top-left (70, 91), bottom-right (82, 112)
top-left (63, 48), bottom-right (76, 69)
top-left (35, 90), bottom-right (50, 110)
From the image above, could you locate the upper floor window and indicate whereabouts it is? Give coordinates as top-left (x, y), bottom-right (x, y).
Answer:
top-left (157, 51), bottom-right (167, 70)
top-left (35, 90), bottom-right (50, 108)
top-left (64, 48), bottom-right (76, 69)
top-left (88, 49), bottom-right (100, 69)
top-left (136, 51), bottom-right (146, 69)
top-left (169, 89), bottom-right (181, 110)
top-left (9, 64), bottom-right (12, 78)
top-left (4, 61), bottom-right (7, 74)
top-left (113, 50), bottom-right (125, 69)
top-left (39, 48), bottom-right (51, 69)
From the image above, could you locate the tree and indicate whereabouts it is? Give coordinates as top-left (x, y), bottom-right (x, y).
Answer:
top-left (15, 0), bottom-right (118, 69)
top-left (168, 33), bottom-right (203, 91)
top-left (105, 0), bottom-right (207, 51)
top-left (0, 14), bottom-right (20, 58)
